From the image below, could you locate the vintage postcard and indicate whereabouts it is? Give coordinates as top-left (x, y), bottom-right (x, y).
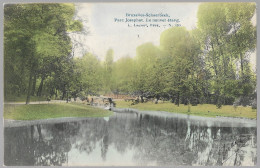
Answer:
top-left (2, 1), bottom-right (257, 166)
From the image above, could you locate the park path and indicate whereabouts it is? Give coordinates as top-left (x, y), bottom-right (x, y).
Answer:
top-left (4, 100), bottom-right (68, 105)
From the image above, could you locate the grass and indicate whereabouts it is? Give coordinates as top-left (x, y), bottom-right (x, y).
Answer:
top-left (115, 100), bottom-right (257, 119)
top-left (4, 103), bottom-right (113, 120)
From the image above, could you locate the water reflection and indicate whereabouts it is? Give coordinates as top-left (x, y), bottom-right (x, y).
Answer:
top-left (4, 112), bottom-right (257, 166)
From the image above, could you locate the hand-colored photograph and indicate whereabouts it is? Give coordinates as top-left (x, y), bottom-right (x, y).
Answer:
top-left (3, 2), bottom-right (257, 166)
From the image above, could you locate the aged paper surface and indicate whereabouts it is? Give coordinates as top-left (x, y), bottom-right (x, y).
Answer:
top-left (2, 1), bottom-right (257, 167)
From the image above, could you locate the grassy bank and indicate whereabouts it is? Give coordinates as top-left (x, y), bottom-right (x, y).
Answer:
top-left (4, 103), bottom-right (113, 120)
top-left (116, 100), bottom-right (257, 119)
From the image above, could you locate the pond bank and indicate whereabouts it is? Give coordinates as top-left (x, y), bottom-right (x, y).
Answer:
top-left (4, 103), bottom-right (113, 121)
top-left (111, 107), bottom-right (256, 127)
top-left (4, 107), bottom-right (256, 128)
top-left (115, 101), bottom-right (257, 119)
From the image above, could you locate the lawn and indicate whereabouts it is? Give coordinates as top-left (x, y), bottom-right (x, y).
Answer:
top-left (115, 100), bottom-right (257, 119)
top-left (4, 103), bottom-right (113, 120)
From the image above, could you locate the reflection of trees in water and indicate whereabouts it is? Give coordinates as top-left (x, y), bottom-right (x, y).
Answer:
top-left (5, 126), bottom-right (35, 166)
top-left (130, 115), bottom-right (192, 166)
top-left (4, 113), bottom-right (257, 166)
top-left (103, 114), bottom-right (256, 166)
top-left (73, 120), bottom-right (103, 154)
top-left (4, 122), bottom-right (80, 166)
top-left (182, 122), bottom-right (257, 166)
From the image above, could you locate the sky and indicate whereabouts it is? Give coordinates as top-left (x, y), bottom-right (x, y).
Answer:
top-left (71, 3), bottom-right (200, 60)
top-left (70, 3), bottom-right (256, 69)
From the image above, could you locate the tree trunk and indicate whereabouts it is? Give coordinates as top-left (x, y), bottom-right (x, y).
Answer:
top-left (66, 91), bottom-right (69, 103)
top-left (211, 43), bottom-right (218, 76)
top-left (55, 89), bottom-right (58, 99)
top-left (30, 126), bottom-right (34, 143)
top-left (62, 89), bottom-right (66, 100)
top-left (140, 95), bottom-right (144, 103)
top-left (36, 125), bottom-right (43, 141)
top-left (155, 95), bottom-right (160, 104)
top-left (31, 74), bottom-right (37, 96)
top-left (240, 53), bottom-right (244, 76)
top-left (18, 63), bottom-right (25, 97)
top-left (177, 92), bottom-right (180, 107)
top-left (37, 76), bottom-right (44, 97)
top-left (26, 65), bottom-right (35, 104)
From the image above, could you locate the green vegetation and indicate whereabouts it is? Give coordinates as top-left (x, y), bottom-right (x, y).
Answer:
top-left (4, 103), bottom-right (113, 120)
top-left (4, 3), bottom-right (257, 120)
top-left (73, 2), bottom-right (256, 109)
top-left (116, 100), bottom-right (257, 119)
top-left (4, 3), bottom-right (83, 104)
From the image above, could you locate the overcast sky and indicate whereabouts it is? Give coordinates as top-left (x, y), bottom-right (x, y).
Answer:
top-left (72, 3), bottom-right (200, 60)
top-left (70, 3), bottom-right (256, 69)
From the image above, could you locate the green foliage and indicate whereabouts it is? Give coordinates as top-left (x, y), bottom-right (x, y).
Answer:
top-left (4, 2), bottom-right (256, 113)
top-left (74, 53), bottom-right (103, 96)
top-left (111, 57), bottom-right (135, 94)
top-left (135, 43), bottom-right (162, 96)
top-left (102, 49), bottom-right (115, 93)
top-left (160, 27), bottom-right (203, 105)
top-left (4, 3), bottom-right (82, 103)
top-left (196, 2), bottom-right (256, 106)
top-left (68, 20), bottom-right (83, 32)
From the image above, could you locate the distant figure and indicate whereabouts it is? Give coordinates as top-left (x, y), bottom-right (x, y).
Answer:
top-left (108, 98), bottom-right (113, 107)
top-left (91, 98), bottom-right (94, 105)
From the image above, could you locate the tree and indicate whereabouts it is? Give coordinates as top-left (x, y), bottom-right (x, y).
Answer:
top-left (74, 53), bottom-right (103, 97)
top-left (134, 43), bottom-right (161, 102)
top-left (4, 3), bottom-right (83, 104)
top-left (160, 27), bottom-right (201, 106)
top-left (110, 56), bottom-right (135, 96)
top-left (103, 49), bottom-right (114, 93)
top-left (197, 2), bottom-right (256, 106)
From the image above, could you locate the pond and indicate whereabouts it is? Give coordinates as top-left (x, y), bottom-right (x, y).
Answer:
top-left (4, 111), bottom-right (257, 166)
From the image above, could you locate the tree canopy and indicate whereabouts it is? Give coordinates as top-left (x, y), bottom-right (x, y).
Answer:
top-left (4, 2), bottom-right (256, 108)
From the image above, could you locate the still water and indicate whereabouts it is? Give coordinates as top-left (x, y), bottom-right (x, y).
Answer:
top-left (4, 111), bottom-right (257, 166)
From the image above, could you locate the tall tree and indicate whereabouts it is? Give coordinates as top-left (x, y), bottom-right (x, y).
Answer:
top-left (4, 3), bottom-right (82, 104)
top-left (103, 49), bottom-right (114, 93)
top-left (197, 2), bottom-right (256, 106)
top-left (111, 56), bottom-right (135, 96)
top-left (134, 43), bottom-right (161, 102)
top-left (74, 53), bottom-right (103, 97)
top-left (160, 27), bottom-right (201, 106)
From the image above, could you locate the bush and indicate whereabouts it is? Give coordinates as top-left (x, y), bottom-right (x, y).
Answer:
top-left (251, 99), bottom-right (257, 109)
top-left (216, 99), bottom-right (222, 109)
top-left (216, 103), bottom-right (222, 109)
top-left (78, 91), bottom-right (87, 101)
top-left (233, 95), bottom-right (256, 107)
